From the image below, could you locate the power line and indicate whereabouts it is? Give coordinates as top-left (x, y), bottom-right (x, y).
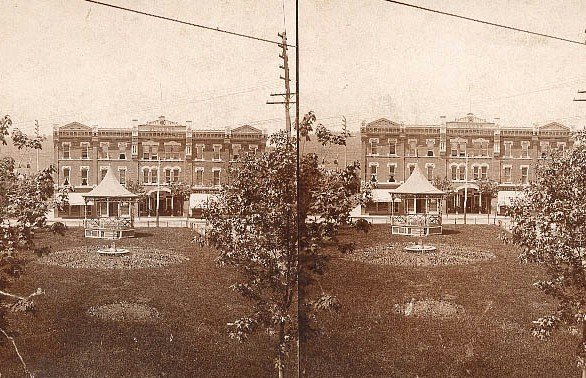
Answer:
top-left (382, 0), bottom-right (586, 46)
top-left (83, 0), bottom-right (296, 48)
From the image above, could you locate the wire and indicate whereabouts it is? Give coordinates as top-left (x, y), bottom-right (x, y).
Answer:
top-left (83, 0), bottom-right (295, 48)
top-left (382, 0), bottom-right (585, 46)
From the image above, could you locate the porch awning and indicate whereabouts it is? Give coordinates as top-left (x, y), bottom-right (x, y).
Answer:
top-left (189, 193), bottom-right (216, 209)
top-left (67, 193), bottom-right (86, 206)
top-left (371, 189), bottom-right (393, 203)
top-left (497, 190), bottom-right (524, 206)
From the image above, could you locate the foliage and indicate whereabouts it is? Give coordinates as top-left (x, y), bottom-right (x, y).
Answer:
top-left (205, 131), bottom-right (297, 376)
top-left (0, 115), bottom-right (58, 377)
top-left (433, 176), bottom-right (454, 197)
top-left (206, 112), bottom-right (367, 377)
top-left (505, 131), bottom-right (586, 371)
top-left (168, 182), bottom-right (192, 201)
top-left (126, 180), bottom-right (147, 201)
top-left (477, 179), bottom-right (499, 199)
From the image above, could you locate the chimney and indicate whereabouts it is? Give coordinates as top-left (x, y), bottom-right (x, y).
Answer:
top-left (186, 120), bottom-right (192, 129)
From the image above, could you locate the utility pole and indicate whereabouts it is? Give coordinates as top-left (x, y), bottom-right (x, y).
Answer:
top-left (267, 31), bottom-right (295, 136)
top-left (463, 151), bottom-right (469, 224)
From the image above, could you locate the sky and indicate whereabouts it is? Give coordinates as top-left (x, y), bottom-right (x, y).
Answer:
top-left (0, 0), bottom-right (296, 134)
top-left (301, 0), bottom-right (586, 131)
top-left (1, 1), bottom-right (585, 135)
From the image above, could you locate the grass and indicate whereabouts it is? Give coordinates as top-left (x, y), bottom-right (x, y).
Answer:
top-left (301, 224), bottom-right (580, 377)
top-left (1, 225), bottom-right (580, 377)
top-left (1, 228), bottom-right (296, 377)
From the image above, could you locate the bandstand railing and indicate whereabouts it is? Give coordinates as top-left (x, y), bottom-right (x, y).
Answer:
top-left (391, 213), bottom-right (442, 227)
top-left (84, 217), bottom-right (133, 229)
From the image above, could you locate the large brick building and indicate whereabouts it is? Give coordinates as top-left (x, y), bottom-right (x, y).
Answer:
top-left (361, 113), bottom-right (574, 214)
top-left (54, 116), bottom-right (267, 218)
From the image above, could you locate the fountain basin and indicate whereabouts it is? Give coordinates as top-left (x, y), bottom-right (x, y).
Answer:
top-left (403, 244), bottom-right (437, 253)
top-left (97, 247), bottom-right (129, 256)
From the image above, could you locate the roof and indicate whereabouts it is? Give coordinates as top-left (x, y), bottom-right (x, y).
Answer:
top-left (391, 165), bottom-right (444, 196)
top-left (82, 167), bottom-right (137, 199)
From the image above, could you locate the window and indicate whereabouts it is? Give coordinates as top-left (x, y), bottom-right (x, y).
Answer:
top-left (540, 141), bottom-right (549, 158)
top-left (389, 140), bottom-right (396, 155)
top-left (165, 168), bottom-right (172, 183)
top-left (186, 145), bottom-right (192, 156)
top-left (143, 146), bottom-right (150, 160)
top-left (143, 169), bottom-right (149, 184)
top-left (503, 166), bottom-right (512, 183)
top-left (173, 169), bottom-right (180, 183)
top-left (426, 165), bottom-right (434, 180)
top-left (150, 146), bottom-right (158, 160)
top-left (481, 142), bottom-right (489, 157)
top-left (119, 152), bottom-right (126, 160)
top-left (63, 167), bottom-right (71, 186)
top-left (388, 165), bottom-right (396, 182)
top-left (451, 165), bottom-right (457, 181)
top-left (195, 169), bottom-right (204, 186)
top-left (213, 169), bottom-right (221, 186)
top-left (557, 142), bottom-right (566, 152)
top-left (504, 142), bottom-right (512, 158)
top-left (132, 144), bottom-right (137, 156)
top-left (150, 168), bottom-right (158, 184)
top-left (194, 145), bottom-right (204, 160)
top-left (100, 143), bottom-right (109, 159)
top-left (458, 165), bottom-right (465, 181)
top-left (249, 145), bottom-right (258, 155)
top-left (472, 166), bottom-right (479, 180)
top-left (81, 143), bottom-right (90, 160)
top-left (521, 166), bottom-right (529, 184)
top-left (80, 167), bottom-right (89, 186)
top-left (408, 140), bottom-right (417, 157)
top-left (521, 142), bottom-right (529, 158)
top-left (213, 145), bottom-right (222, 161)
top-left (459, 142), bottom-right (467, 157)
top-left (370, 164), bottom-right (378, 182)
top-left (426, 139), bottom-right (435, 157)
top-left (119, 168), bottom-right (126, 185)
top-left (232, 144), bottom-right (241, 160)
top-left (369, 139), bottom-right (378, 155)
top-left (100, 168), bottom-right (108, 182)
top-left (62, 143), bottom-right (70, 159)
top-left (450, 144), bottom-right (458, 157)
top-left (481, 166), bottom-right (488, 180)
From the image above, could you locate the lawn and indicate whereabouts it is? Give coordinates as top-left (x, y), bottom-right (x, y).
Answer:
top-left (301, 224), bottom-right (580, 377)
top-left (1, 228), bottom-right (296, 377)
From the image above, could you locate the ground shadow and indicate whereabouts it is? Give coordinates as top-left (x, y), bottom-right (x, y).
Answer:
top-left (133, 231), bottom-right (154, 238)
top-left (441, 228), bottom-right (461, 235)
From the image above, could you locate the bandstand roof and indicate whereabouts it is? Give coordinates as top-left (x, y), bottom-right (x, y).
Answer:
top-left (82, 167), bottom-right (137, 199)
top-left (392, 165), bottom-right (444, 196)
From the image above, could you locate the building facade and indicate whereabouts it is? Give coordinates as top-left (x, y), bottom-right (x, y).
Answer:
top-left (361, 113), bottom-right (574, 215)
top-left (54, 116), bottom-right (267, 218)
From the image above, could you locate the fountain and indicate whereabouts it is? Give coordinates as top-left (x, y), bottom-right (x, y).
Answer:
top-left (97, 242), bottom-right (129, 256)
top-left (403, 237), bottom-right (437, 253)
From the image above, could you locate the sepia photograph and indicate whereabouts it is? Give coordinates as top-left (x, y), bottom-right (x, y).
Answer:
top-left (1, 0), bottom-right (586, 377)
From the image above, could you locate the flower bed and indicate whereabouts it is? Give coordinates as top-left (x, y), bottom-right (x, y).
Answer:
top-left (88, 302), bottom-right (160, 322)
top-left (37, 246), bottom-right (189, 269)
top-left (346, 243), bottom-right (495, 267)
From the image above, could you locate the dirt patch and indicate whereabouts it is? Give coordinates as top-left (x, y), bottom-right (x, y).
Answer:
top-left (88, 302), bottom-right (160, 322)
top-left (394, 299), bottom-right (463, 318)
top-left (346, 243), bottom-right (495, 267)
top-left (37, 246), bottom-right (189, 269)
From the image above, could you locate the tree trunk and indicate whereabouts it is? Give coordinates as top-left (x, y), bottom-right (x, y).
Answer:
top-left (277, 320), bottom-right (285, 378)
top-left (582, 322), bottom-right (586, 378)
